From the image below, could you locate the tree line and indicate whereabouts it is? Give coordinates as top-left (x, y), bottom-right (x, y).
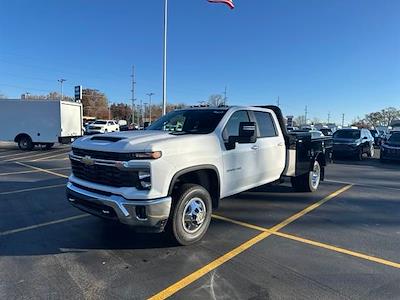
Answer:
top-left (353, 107), bottom-right (400, 127)
top-left (1, 88), bottom-right (228, 124)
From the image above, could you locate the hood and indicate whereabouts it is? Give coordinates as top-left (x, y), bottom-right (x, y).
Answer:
top-left (72, 130), bottom-right (180, 152)
top-left (384, 141), bottom-right (400, 148)
top-left (333, 138), bottom-right (359, 144)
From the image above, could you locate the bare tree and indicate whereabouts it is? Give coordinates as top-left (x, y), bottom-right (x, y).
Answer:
top-left (207, 94), bottom-right (225, 107)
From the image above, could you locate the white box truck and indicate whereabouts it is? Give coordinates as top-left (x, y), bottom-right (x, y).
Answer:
top-left (0, 99), bottom-right (83, 150)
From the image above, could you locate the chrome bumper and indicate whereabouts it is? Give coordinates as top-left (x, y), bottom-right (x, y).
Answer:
top-left (66, 182), bottom-right (172, 232)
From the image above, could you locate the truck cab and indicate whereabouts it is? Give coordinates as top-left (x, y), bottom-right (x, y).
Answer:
top-left (67, 106), bottom-right (331, 245)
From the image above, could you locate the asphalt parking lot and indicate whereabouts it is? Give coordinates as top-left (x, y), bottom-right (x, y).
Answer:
top-left (1, 143), bottom-right (400, 299)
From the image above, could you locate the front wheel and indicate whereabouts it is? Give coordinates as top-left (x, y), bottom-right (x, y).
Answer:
top-left (18, 135), bottom-right (34, 151)
top-left (167, 184), bottom-right (212, 246)
top-left (291, 160), bottom-right (321, 192)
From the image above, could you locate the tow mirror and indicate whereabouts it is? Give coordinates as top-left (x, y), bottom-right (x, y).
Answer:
top-left (226, 122), bottom-right (257, 150)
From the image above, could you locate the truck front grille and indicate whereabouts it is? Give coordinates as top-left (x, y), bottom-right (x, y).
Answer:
top-left (71, 159), bottom-right (139, 187)
top-left (72, 148), bottom-right (133, 161)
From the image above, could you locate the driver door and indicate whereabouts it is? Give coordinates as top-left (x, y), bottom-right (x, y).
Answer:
top-left (221, 110), bottom-right (259, 197)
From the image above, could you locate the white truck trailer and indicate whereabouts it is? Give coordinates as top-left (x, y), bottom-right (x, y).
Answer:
top-left (0, 99), bottom-right (83, 150)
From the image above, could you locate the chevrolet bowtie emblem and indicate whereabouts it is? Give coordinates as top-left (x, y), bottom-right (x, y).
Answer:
top-left (81, 155), bottom-right (95, 166)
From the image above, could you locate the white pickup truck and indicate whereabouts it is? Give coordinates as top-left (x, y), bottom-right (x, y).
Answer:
top-left (86, 120), bottom-right (120, 135)
top-left (67, 106), bottom-right (332, 245)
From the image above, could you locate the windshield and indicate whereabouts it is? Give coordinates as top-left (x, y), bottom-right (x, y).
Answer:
top-left (333, 130), bottom-right (360, 139)
top-left (388, 133), bottom-right (400, 143)
top-left (147, 109), bottom-right (227, 134)
top-left (94, 121), bottom-right (107, 125)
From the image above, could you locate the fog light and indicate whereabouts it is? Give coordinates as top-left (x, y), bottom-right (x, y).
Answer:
top-left (138, 170), bottom-right (151, 190)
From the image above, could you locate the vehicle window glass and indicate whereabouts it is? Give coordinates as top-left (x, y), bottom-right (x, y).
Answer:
top-left (223, 110), bottom-right (250, 140)
top-left (388, 133), bottom-right (400, 143)
top-left (94, 121), bottom-right (107, 125)
top-left (253, 111), bottom-right (277, 137)
top-left (333, 130), bottom-right (360, 139)
top-left (147, 109), bottom-right (227, 134)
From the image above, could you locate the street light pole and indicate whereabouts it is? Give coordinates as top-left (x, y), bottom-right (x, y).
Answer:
top-left (58, 79), bottom-right (66, 101)
top-left (162, 0), bottom-right (168, 116)
top-left (146, 92), bottom-right (155, 124)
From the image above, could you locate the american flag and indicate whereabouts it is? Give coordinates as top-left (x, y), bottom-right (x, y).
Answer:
top-left (208, 0), bottom-right (235, 9)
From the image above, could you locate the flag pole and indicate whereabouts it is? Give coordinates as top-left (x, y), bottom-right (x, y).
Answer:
top-left (162, 0), bottom-right (168, 116)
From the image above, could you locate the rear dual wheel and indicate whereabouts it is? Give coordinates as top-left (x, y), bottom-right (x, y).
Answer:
top-left (291, 160), bottom-right (321, 192)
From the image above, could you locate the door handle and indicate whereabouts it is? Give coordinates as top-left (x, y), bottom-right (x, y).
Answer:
top-left (277, 142), bottom-right (284, 147)
top-left (251, 145), bottom-right (259, 150)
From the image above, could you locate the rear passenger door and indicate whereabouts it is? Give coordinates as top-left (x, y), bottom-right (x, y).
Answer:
top-left (251, 110), bottom-right (286, 183)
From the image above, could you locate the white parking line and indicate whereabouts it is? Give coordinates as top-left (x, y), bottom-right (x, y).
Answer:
top-left (15, 162), bottom-right (68, 178)
top-left (1, 149), bottom-right (70, 163)
top-left (0, 214), bottom-right (89, 236)
top-left (0, 167), bottom-right (70, 177)
top-left (0, 184), bottom-right (66, 196)
top-left (30, 152), bottom-right (70, 162)
top-left (325, 179), bottom-right (400, 192)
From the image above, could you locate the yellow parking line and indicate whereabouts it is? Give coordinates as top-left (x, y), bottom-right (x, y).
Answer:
top-left (0, 214), bottom-right (89, 236)
top-left (15, 162), bottom-right (68, 178)
top-left (0, 167), bottom-right (70, 177)
top-left (2, 149), bottom-right (69, 162)
top-left (213, 214), bottom-right (400, 270)
top-left (0, 184), bottom-right (66, 196)
top-left (31, 152), bottom-right (70, 162)
top-left (148, 185), bottom-right (352, 300)
top-left (273, 231), bottom-right (400, 269)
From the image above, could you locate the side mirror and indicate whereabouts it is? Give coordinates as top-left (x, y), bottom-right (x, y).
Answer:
top-left (226, 122), bottom-right (257, 150)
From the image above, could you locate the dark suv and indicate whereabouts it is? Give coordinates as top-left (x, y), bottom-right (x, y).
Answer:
top-left (380, 131), bottom-right (400, 162)
top-left (333, 128), bottom-right (375, 160)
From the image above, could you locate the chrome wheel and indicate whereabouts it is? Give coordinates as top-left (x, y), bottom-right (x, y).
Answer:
top-left (311, 162), bottom-right (321, 189)
top-left (182, 197), bottom-right (206, 234)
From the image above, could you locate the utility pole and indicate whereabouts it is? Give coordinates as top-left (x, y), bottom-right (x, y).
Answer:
top-left (139, 99), bottom-right (143, 128)
top-left (277, 96), bottom-right (280, 107)
top-left (304, 105), bottom-right (308, 125)
top-left (223, 86), bottom-right (228, 106)
top-left (146, 92), bottom-right (155, 124)
top-left (58, 79), bottom-right (66, 100)
top-left (144, 102), bottom-right (148, 125)
top-left (328, 112), bottom-right (331, 124)
top-left (162, 0), bottom-right (168, 116)
top-left (342, 113), bottom-right (345, 127)
top-left (131, 66), bottom-right (136, 125)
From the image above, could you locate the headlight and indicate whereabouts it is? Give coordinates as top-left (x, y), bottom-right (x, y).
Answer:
top-left (138, 170), bottom-right (151, 190)
top-left (132, 151), bottom-right (162, 159)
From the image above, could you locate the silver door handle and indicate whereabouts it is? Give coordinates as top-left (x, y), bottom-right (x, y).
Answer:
top-left (251, 145), bottom-right (259, 150)
top-left (277, 142), bottom-right (284, 147)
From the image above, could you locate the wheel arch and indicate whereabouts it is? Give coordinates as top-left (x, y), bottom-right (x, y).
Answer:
top-left (14, 133), bottom-right (32, 143)
top-left (168, 165), bottom-right (221, 209)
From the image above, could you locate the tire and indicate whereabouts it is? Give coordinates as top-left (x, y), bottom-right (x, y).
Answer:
top-left (291, 160), bottom-right (321, 192)
top-left (18, 135), bottom-right (34, 151)
top-left (167, 184), bottom-right (212, 246)
top-left (356, 148), bottom-right (363, 161)
top-left (45, 143), bottom-right (54, 150)
top-left (367, 144), bottom-right (375, 158)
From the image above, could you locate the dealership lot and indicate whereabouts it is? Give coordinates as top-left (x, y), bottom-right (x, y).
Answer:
top-left (1, 143), bottom-right (400, 299)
